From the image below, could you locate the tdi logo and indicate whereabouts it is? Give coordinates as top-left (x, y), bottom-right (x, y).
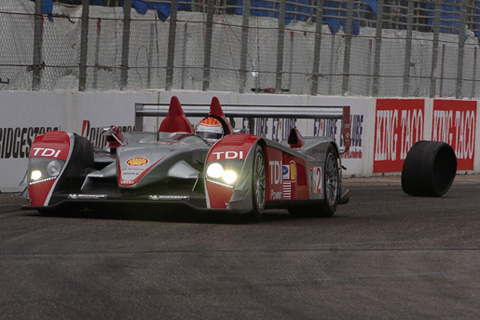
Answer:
top-left (211, 151), bottom-right (244, 160)
top-left (269, 161), bottom-right (282, 185)
top-left (32, 147), bottom-right (61, 158)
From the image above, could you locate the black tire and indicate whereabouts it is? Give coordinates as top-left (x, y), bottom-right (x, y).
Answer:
top-left (288, 144), bottom-right (340, 218)
top-left (248, 145), bottom-right (266, 219)
top-left (318, 145), bottom-right (340, 217)
top-left (401, 141), bottom-right (457, 197)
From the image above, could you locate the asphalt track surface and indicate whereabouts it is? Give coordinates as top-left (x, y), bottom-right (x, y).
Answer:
top-left (0, 174), bottom-right (479, 320)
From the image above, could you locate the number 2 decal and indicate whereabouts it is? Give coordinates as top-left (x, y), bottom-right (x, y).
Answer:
top-left (313, 167), bottom-right (323, 194)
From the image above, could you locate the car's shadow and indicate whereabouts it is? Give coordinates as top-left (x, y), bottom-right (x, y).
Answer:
top-left (24, 206), bottom-right (341, 225)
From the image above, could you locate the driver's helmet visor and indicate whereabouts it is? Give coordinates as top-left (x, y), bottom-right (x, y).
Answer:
top-left (196, 130), bottom-right (223, 140)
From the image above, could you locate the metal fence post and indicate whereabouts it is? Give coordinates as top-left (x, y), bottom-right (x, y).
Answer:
top-left (147, 23), bottom-right (155, 88)
top-left (310, 0), bottom-right (324, 96)
top-left (429, 0), bottom-right (441, 98)
top-left (402, 0), bottom-right (414, 97)
top-left (93, 19), bottom-right (101, 89)
top-left (239, 0), bottom-right (250, 94)
top-left (372, 0), bottom-right (383, 97)
top-left (471, 47), bottom-right (477, 98)
top-left (79, 0), bottom-right (90, 92)
top-left (121, 0), bottom-right (131, 90)
top-left (342, 0), bottom-right (354, 95)
top-left (181, 23), bottom-right (188, 89)
top-left (32, 0), bottom-right (43, 91)
top-left (166, 0), bottom-right (178, 91)
top-left (456, 0), bottom-right (467, 99)
top-left (202, 0), bottom-right (215, 91)
top-left (275, 0), bottom-right (286, 93)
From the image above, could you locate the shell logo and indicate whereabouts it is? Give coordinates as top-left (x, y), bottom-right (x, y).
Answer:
top-left (126, 157), bottom-right (149, 166)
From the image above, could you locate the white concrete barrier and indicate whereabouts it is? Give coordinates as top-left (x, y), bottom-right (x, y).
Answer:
top-left (0, 90), bottom-right (478, 192)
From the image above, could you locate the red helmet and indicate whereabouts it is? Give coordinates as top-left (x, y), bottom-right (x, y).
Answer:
top-left (196, 117), bottom-right (224, 143)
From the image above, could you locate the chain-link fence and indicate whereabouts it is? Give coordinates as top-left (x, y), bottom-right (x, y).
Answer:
top-left (1, 0), bottom-right (480, 98)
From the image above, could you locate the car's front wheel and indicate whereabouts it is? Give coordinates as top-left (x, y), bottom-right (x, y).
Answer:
top-left (249, 145), bottom-right (266, 219)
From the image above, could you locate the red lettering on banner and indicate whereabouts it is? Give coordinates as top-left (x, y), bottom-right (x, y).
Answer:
top-left (374, 99), bottom-right (425, 173)
top-left (432, 100), bottom-right (476, 170)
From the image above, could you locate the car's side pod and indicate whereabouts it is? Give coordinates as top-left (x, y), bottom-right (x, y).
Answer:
top-left (28, 131), bottom-right (93, 207)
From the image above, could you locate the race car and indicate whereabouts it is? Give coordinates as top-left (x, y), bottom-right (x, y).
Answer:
top-left (22, 96), bottom-right (351, 218)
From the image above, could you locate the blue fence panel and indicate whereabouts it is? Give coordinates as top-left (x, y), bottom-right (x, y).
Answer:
top-left (426, 0), bottom-right (461, 34)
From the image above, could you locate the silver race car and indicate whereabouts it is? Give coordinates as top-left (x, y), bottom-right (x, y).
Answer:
top-left (23, 96), bottom-right (351, 218)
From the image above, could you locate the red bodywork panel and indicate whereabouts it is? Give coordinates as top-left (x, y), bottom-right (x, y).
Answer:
top-left (205, 134), bottom-right (258, 209)
top-left (265, 146), bottom-right (309, 202)
top-left (208, 97), bottom-right (233, 134)
top-left (28, 131), bottom-right (71, 206)
top-left (159, 96), bottom-right (194, 133)
top-left (205, 133), bottom-right (311, 209)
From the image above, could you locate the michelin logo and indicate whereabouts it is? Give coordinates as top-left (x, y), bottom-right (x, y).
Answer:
top-left (68, 194), bottom-right (107, 200)
top-left (148, 195), bottom-right (189, 201)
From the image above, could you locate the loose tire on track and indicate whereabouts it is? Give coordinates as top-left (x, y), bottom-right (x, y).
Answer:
top-left (401, 141), bottom-right (457, 197)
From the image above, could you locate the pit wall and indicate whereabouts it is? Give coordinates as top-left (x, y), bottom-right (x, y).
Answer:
top-left (0, 90), bottom-right (478, 192)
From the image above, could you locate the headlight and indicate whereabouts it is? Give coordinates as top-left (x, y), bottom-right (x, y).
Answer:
top-left (206, 163), bottom-right (238, 186)
top-left (222, 170), bottom-right (237, 185)
top-left (207, 163), bottom-right (224, 179)
top-left (46, 160), bottom-right (62, 177)
top-left (28, 158), bottom-right (65, 185)
top-left (30, 170), bottom-right (42, 181)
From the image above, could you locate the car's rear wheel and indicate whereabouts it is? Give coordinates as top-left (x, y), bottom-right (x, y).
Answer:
top-left (289, 144), bottom-right (339, 218)
top-left (249, 145), bottom-right (266, 219)
top-left (319, 145), bottom-right (340, 217)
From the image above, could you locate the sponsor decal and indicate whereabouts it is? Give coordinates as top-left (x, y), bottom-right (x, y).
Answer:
top-left (374, 99), bottom-right (424, 173)
top-left (341, 114), bottom-right (364, 159)
top-left (269, 160), bottom-right (283, 200)
top-left (312, 167), bottom-right (323, 194)
top-left (269, 161), bottom-right (283, 185)
top-left (282, 165), bottom-right (289, 179)
top-left (32, 147), bottom-right (62, 158)
top-left (282, 165), bottom-right (291, 200)
top-left (242, 118), bottom-right (297, 142)
top-left (313, 116), bottom-right (364, 160)
top-left (314, 119), bottom-right (338, 140)
top-left (148, 195), bottom-right (190, 201)
top-left (0, 126), bottom-right (59, 159)
top-left (270, 190), bottom-right (282, 200)
top-left (432, 100), bottom-right (476, 170)
top-left (126, 157), bottom-right (149, 166)
top-left (68, 194), bottom-right (107, 200)
top-left (119, 157), bottom-right (164, 186)
top-left (240, 114), bottom-right (364, 160)
top-left (211, 151), bottom-right (244, 160)
top-left (289, 161), bottom-right (297, 181)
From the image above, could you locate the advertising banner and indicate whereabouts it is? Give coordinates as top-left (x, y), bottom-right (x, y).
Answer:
top-left (0, 92), bottom-right (150, 191)
top-left (431, 100), bottom-right (477, 171)
top-left (374, 99), bottom-right (425, 173)
top-left (0, 93), bottom-right (65, 191)
top-left (241, 109), bottom-right (366, 175)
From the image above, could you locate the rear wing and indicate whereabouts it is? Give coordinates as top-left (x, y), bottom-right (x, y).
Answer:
top-left (134, 102), bottom-right (351, 153)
